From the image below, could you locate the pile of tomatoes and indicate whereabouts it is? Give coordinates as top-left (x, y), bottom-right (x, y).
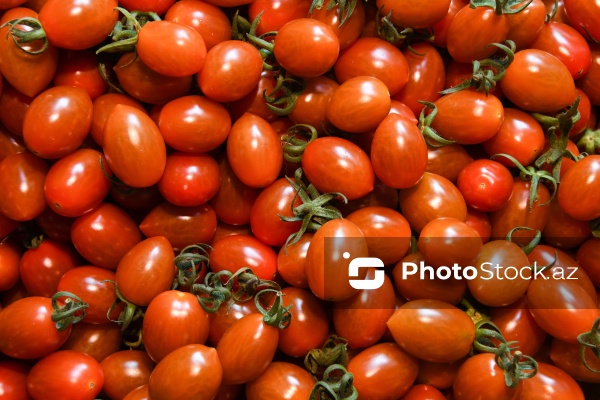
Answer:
top-left (1, 0), bottom-right (600, 398)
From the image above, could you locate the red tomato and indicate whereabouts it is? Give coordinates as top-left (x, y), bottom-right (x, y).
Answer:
top-left (371, 113), bottom-right (428, 190)
top-left (302, 136), bottom-right (374, 200)
top-left (89, 93), bottom-right (146, 147)
top-left (542, 197), bottom-right (591, 249)
top-left (209, 234), bottom-right (277, 280)
top-left (157, 152), bottom-right (221, 207)
top-left (119, 0), bottom-right (174, 15)
top-left (375, 0), bottom-right (451, 28)
top-left (164, 0), bottom-right (232, 50)
top-left (557, 154), bottom-right (600, 221)
top-left (517, 362), bottom-right (585, 399)
top-left (305, 218), bottom-right (368, 301)
top-left (142, 290), bottom-right (210, 362)
top-left (53, 49), bottom-right (107, 100)
top-left (103, 104), bottom-right (167, 188)
top-left (115, 236), bottom-right (176, 306)
top-left (457, 159), bottom-right (514, 212)
top-left (157, 95), bottom-right (231, 153)
top-left (326, 76), bottom-right (391, 133)
top-left (38, 0), bottom-right (118, 50)
top-left (387, 299), bottom-right (475, 362)
top-left (0, 239), bottom-right (21, 292)
top-left (550, 338), bottom-right (600, 384)
top-left (277, 286), bottom-right (329, 357)
top-left (506, 0), bottom-right (546, 50)
top-left (0, 82), bottom-right (33, 135)
top-left (44, 148), bottom-right (112, 217)
top-left (148, 344), bottom-right (222, 400)
top-left (139, 202), bottom-right (217, 252)
top-left (226, 113), bottom-right (283, 188)
top-left (248, 0), bottom-right (311, 36)
top-left (426, 144), bottom-right (473, 183)
top-left (59, 322), bottom-right (122, 362)
top-left (453, 352), bottom-right (521, 400)
top-left (348, 342), bottom-right (419, 399)
top-left (500, 49), bottom-right (577, 112)
top-left (276, 231), bottom-right (312, 288)
top-left (34, 207), bottom-right (74, 243)
top-left (309, 0), bottom-right (366, 49)
top-left (70, 202), bottom-right (142, 270)
top-left (289, 75), bottom-right (339, 134)
top-left (217, 313), bottom-right (279, 385)
top-left (245, 361), bottom-right (314, 400)
top-left (0, 360), bottom-right (31, 400)
top-left (100, 350), bottom-right (155, 400)
top-left (198, 40), bottom-right (263, 103)
top-left (27, 350), bottom-right (104, 400)
top-left (0, 296), bottom-right (71, 359)
top-left (576, 237), bottom-right (600, 287)
top-left (274, 18), bottom-right (340, 78)
top-left (22, 85), bottom-right (92, 159)
top-left (564, 0), bottom-right (600, 42)
top-left (400, 384), bottom-right (446, 400)
top-left (207, 299), bottom-right (258, 346)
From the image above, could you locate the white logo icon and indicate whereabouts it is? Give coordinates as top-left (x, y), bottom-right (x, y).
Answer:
top-left (345, 252), bottom-right (385, 290)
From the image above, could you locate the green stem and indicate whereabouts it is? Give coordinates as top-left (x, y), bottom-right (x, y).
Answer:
top-left (51, 291), bottom-right (88, 331)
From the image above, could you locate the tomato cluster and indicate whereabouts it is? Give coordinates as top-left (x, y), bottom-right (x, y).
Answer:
top-left (1, 0), bottom-right (600, 399)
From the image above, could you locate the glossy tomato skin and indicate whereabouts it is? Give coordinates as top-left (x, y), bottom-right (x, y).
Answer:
top-left (500, 49), bottom-right (577, 112)
top-left (576, 237), bottom-right (600, 287)
top-left (557, 154), bottom-right (600, 221)
top-left (157, 94), bottom-right (231, 153)
top-left (0, 239), bottom-right (22, 292)
top-left (59, 322), bottom-right (122, 362)
top-left (139, 202), bottom-right (217, 252)
top-left (217, 313), bottom-right (279, 385)
top-left (506, 0), bottom-right (546, 50)
top-left (70, 202), bottom-right (142, 270)
top-left (541, 196), bottom-right (591, 249)
top-left (226, 112), bottom-right (283, 188)
top-left (457, 159), bottom-right (514, 212)
top-left (398, 172), bottom-right (467, 232)
top-left (90, 93), bottom-right (146, 147)
top-left (387, 299), bottom-right (475, 363)
top-left (245, 361), bottom-right (314, 400)
top-left (310, 0), bottom-right (365, 49)
top-left (198, 40), bottom-right (263, 103)
top-left (207, 299), bottom-right (258, 346)
top-left (274, 18), bottom-right (340, 78)
top-left (348, 342), bottom-right (419, 399)
top-left (248, 0), bottom-right (311, 36)
top-left (100, 350), bottom-right (155, 400)
top-left (209, 234), bottom-right (277, 280)
top-left (137, 20), bottom-right (206, 78)
top-left (288, 75), bottom-right (339, 133)
top-left (115, 236), bottom-right (176, 306)
top-left (375, 0), bottom-right (451, 28)
top-left (44, 148), bottom-right (112, 217)
top-left (326, 76), bottom-right (391, 133)
top-left (164, 0), bottom-right (232, 50)
top-left (517, 361), bottom-right (585, 400)
top-left (0, 360), bottom-right (31, 400)
top-left (103, 104), bottom-right (167, 188)
top-left (142, 290), bottom-right (210, 363)
top-left (53, 49), bottom-right (107, 101)
top-left (277, 231), bottom-right (312, 288)
top-left (56, 266), bottom-right (119, 324)
top-left (302, 136), bottom-right (374, 200)
top-left (550, 338), bottom-right (600, 384)
top-left (0, 296), bottom-right (71, 359)
top-left (0, 123), bottom-right (26, 161)
top-left (277, 287), bottom-right (329, 357)
top-left (453, 353), bottom-right (521, 400)
top-left (22, 85), bottom-right (92, 159)
top-left (38, 0), bottom-right (118, 50)
top-left (26, 350), bottom-right (103, 400)
top-left (148, 344), bottom-right (222, 400)
top-left (305, 218), bottom-right (369, 301)
top-left (371, 113), bottom-right (428, 190)
top-left (564, 0), bottom-right (600, 42)
top-left (0, 156), bottom-right (50, 221)
top-left (426, 143), bottom-right (473, 183)
top-left (400, 384), bottom-right (446, 400)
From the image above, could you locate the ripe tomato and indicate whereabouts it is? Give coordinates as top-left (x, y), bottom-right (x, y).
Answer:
top-left (53, 49), bottom-right (107, 100)
top-left (59, 322), bottom-right (122, 362)
top-left (371, 113), bottom-right (428, 190)
top-left (70, 202), bottom-right (142, 270)
top-left (44, 148), bottom-right (112, 217)
top-left (563, 0), bottom-right (600, 42)
top-left (164, 0), bottom-right (232, 51)
top-left (277, 231), bottom-right (312, 288)
top-left (277, 286), bottom-right (329, 357)
top-left (22, 85), bottom-right (92, 159)
top-left (557, 154), bottom-right (600, 221)
top-left (217, 313), bottom-right (279, 385)
top-left (198, 40), bottom-right (263, 103)
top-left (38, 0), bottom-right (118, 50)
top-left (34, 207), bottom-right (74, 243)
top-left (309, 0), bottom-right (366, 49)
top-left (500, 49), bottom-right (577, 112)
top-left (576, 237), bottom-right (600, 287)
top-left (375, 0), bottom-right (451, 29)
top-left (90, 93), bottom-right (146, 147)
top-left (387, 299), bottom-right (475, 363)
top-left (148, 344), bottom-right (222, 400)
top-left (0, 82), bottom-right (33, 135)
top-left (302, 136), bottom-right (374, 200)
top-left (274, 18), bottom-right (339, 78)
top-left (119, 0), bottom-right (174, 15)
top-left (207, 299), bottom-right (258, 346)
top-left (27, 350), bottom-right (104, 400)
top-left (577, 43), bottom-right (600, 106)
top-left (326, 76), bottom-right (391, 133)
top-left (400, 384), bottom-right (446, 400)
top-left (541, 197), bottom-right (591, 249)
top-left (248, 0), bottom-right (311, 36)
top-left (103, 104), bottom-right (167, 188)
top-left (550, 339), bottom-right (600, 384)
top-left (0, 239), bottom-right (21, 292)
top-left (137, 20), bottom-right (206, 78)
top-left (506, 0), bottom-right (546, 50)
top-left (139, 202), bottom-right (217, 252)
top-left (399, 172), bottom-right (467, 232)
top-left (142, 290), bottom-right (210, 363)
top-left (245, 361), bottom-right (314, 400)
top-left (115, 236), bottom-right (176, 306)
top-left (305, 218), bottom-right (368, 301)
top-left (0, 123), bottom-right (26, 162)
top-left (453, 353), bottom-right (521, 400)
top-left (100, 350), bottom-right (155, 400)
top-left (0, 152), bottom-right (46, 221)
top-left (226, 112), bottom-right (283, 188)
top-left (516, 361), bottom-right (585, 399)
top-left (457, 159), bottom-right (514, 212)
top-left (158, 94), bottom-right (231, 153)
top-left (209, 234), bottom-right (277, 280)
top-left (288, 76), bottom-right (339, 133)
top-left (0, 296), bottom-right (71, 359)
top-left (426, 143), bottom-right (473, 183)
top-left (348, 342), bottom-right (419, 399)
top-left (0, 360), bottom-right (30, 400)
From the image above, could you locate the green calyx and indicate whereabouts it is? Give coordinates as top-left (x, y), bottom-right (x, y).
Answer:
top-left (309, 0), bottom-right (358, 28)
top-left (263, 72), bottom-right (305, 116)
top-left (96, 7), bottom-right (160, 55)
top-left (470, 0), bottom-right (533, 15)
top-left (173, 243), bottom-right (212, 290)
top-left (578, 316), bottom-right (600, 372)
top-left (309, 364), bottom-right (358, 400)
top-left (375, 7), bottom-right (433, 46)
top-left (417, 101), bottom-right (456, 147)
top-left (505, 227), bottom-right (541, 255)
top-left (51, 291), bottom-right (88, 331)
top-left (0, 17), bottom-right (48, 55)
top-left (576, 128), bottom-right (600, 155)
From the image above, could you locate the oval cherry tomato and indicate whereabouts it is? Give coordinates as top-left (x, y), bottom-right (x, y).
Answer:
top-left (309, 0), bottom-right (365, 49)
top-left (557, 154), bottom-right (600, 221)
top-left (100, 350), bottom-right (155, 400)
top-left (453, 352), bottom-right (521, 400)
top-left (90, 93), bottom-right (146, 147)
top-left (209, 234), bottom-right (277, 280)
top-left (426, 143), bottom-right (473, 183)
top-left (0, 360), bottom-right (31, 400)
top-left (59, 321), bottom-right (122, 362)
top-left (457, 159), bottom-right (514, 212)
top-left (53, 49), bottom-right (107, 100)
top-left (517, 361), bottom-right (585, 399)
top-left (375, 0), bottom-right (451, 29)
top-left (0, 239), bottom-right (21, 292)
top-left (245, 361), bottom-right (314, 400)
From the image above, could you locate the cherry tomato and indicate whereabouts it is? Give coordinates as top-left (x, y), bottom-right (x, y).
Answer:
top-left (309, 0), bottom-right (366, 49)
top-left (457, 159), bottom-right (514, 212)
top-left (0, 360), bottom-right (31, 400)
top-left (550, 338), bottom-right (600, 384)
top-left (276, 231), bottom-right (312, 289)
top-left (59, 322), bottom-right (122, 362)
top-left (245, 361), bottom-right (314, 400)
top-left (288, 75), bottom-right (339, 133)
top-left (557, 154), bottom-right (600, 221)
top-left (89, 93), bottom-right (146, 147)
top-left (207, 299), bottom-right (258, 346)
top-left (517, 361), bottom-right (585, 399)
top-left (576, 237), bottom-right (600, 287)
top-left (100, 350), bottom-right (155, 400)
top-left (376, 0), bottom-right (451, 29)
top-left (506, 0), bottom-right (546, 50)
top-left (563, 0), bottom-right (600, 42)
top-left (119, 0), bottom-right (174, 15)
top-left (0, 239), bottom-right (21, 292)
top-left (248, 0), bottom-right (311, 36)
top-left (53, 49), bottom-right (107, 100)
top-left (400, 384), bottom-right (446, 400)
top-left (453, 352), bottom-right (521, 400)
top-left (426, 143), bottom-right (473, 183)
top-left (209, 234), bottom-right (277, 280)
